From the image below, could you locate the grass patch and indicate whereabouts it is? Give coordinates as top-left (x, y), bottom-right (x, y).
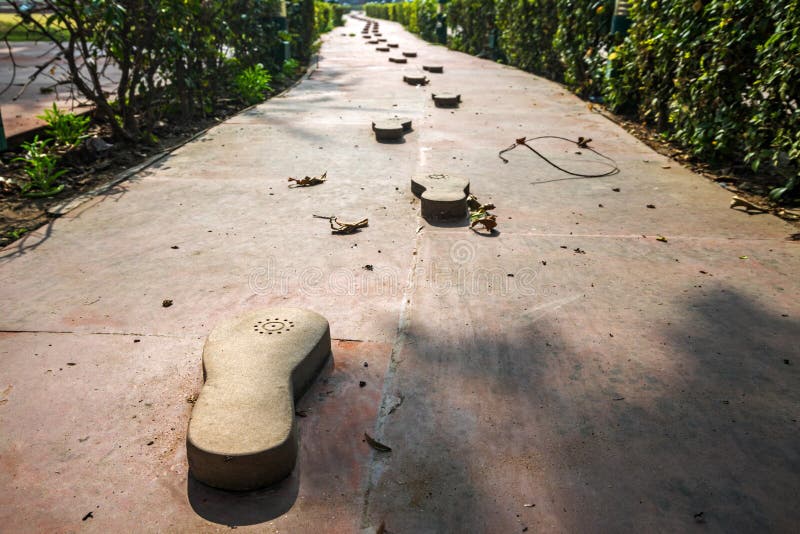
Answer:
top-left (0, 13), bottom-right (70, 42)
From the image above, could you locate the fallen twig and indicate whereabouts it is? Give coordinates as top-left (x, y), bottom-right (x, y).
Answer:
top-left (730, 195), bottom-right (768, 213)
top-left (313, 214), bottom-right (369, 234)
top-left (288, 171), bottom-right (327, 188)
top-left (499, 135), bottom-right (619, 178)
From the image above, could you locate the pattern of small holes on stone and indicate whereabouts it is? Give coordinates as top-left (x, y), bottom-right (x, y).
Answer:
top-left (253, 318), bottom-right (296, 335)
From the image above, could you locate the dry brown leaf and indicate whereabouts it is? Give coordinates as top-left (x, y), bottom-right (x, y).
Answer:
top-left (314, 215), bottom-right (369, 234)
top-left (288, 171), bottom-right (327, 188)
top-left (364, 432), bottom-right (392, 452)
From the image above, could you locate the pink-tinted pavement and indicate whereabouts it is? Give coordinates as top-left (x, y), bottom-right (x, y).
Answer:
top-left (1, 41), bottom-right (119, 138)
top-left (1, 15), bottom-right (799, 533)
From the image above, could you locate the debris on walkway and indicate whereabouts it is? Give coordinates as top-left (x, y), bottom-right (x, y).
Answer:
top-left (364, 432), bottom-right (392, 452)
top-left (498, 135), bottom-right (620, 177)
top-left (314, 215), bottom-right (369, 234)
top-left (288, 172), bottom-right (327, 188)
top-left (467, 194), bottom-right (498, 233)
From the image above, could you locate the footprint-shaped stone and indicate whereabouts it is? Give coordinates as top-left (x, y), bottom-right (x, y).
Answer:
top-left (432, 93), bottom-right (461, 108)
top-left (411, 173), bottom-right (470, 220)
top-left (372, 118), bottom-right (412, 141)
top-left (423, 65), bottom-right (444, 73)
top-left (187, 308), bottom-right (331, 490)
top-left (403, 73), bottom-right (429, 86)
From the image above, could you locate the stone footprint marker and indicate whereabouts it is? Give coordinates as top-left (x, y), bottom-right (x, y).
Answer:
top-left (372, 117), bottom-right (412, 141)
top-left (412, 173), bottom-right (470, 220)
top-left (187, 308), bottom-right (331, 490)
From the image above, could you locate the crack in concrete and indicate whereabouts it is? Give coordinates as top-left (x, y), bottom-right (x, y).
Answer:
top-left (422, 230), bottom-right (792, 241)
top-left (0, 329), bottom-right (186, 338)
top-left (360, 223), bottom-right (424, 528)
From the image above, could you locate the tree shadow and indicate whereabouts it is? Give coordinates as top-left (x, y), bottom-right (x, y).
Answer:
top-left (0, 160), bottom-right (146, 261)
top-left (0, 218), bottom-right (55, 261)
top-left (363, 281), bottom-right (800, 532)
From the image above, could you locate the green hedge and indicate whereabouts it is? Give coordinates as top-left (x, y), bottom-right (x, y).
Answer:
top-left (367, 0), bottom-right (613, 95)
top-left (364, 0), bottom-right (800, 198)
top-left (314, 1), bottom-right (348, 37)
top-left (607, 0), bottom-right (799, 194)
top-left (365, 0), bottom-right (439, 41)
top-left (290, 1), bottom-right (345, 62)
top-left (447, 0), bottom-right (496, 56)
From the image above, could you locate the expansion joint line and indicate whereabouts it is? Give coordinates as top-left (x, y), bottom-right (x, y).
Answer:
top-left (0, 329), bottom-right (184, 338)
top-left (360, 222), bottom-right (423, 528)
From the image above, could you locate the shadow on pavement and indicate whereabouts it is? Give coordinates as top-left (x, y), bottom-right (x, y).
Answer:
top-left (363, 282), bottom-right (800, 532)
top-left (187, 469), bottom-right (299, 527)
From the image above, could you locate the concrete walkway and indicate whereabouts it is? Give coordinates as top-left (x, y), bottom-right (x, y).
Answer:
top-left (1, 15), bottom-right (798, 533)
top-left (1, 41), bottom-right (119, 138)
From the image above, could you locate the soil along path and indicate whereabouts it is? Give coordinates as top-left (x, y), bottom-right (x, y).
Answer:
top-left (1, 15), bottom-right (799, 533)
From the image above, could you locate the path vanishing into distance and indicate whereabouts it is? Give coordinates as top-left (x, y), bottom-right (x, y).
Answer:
top-left (1, 14), bottom-right (799, 533)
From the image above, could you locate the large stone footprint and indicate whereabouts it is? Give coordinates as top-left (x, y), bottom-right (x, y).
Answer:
top-left (187, 308), bottom-right (331, 490)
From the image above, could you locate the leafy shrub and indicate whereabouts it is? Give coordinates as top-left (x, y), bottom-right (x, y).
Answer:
top-left (36, 103), bottom-right (90, 147)
top-left (314, 1), bottom-right (335, 35)
top-left (447, 0), bottom-right (496, 56)
top-left (9, 0), bottom-right (307, 141)
top-left (332, 4), bottom-right (350, 26)
top-left (234, 64), bottom-right (273, 105)
top-left (606, 0), bottom-right (799, 198)
top-left (12, 136), bottom-right (67, 197)
top-left (282, 58), bottom-right (301, 78)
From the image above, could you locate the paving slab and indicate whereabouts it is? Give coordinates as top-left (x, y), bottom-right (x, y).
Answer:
top-left (1, 13), bottom-right (799, 533)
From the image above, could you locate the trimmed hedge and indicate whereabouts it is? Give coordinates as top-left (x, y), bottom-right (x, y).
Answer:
top-left (365, 0), bottom-right (439, 42)
top-left (364, 0), bottom-right (800, 198)
top-left (290, 1), bottom-right (345, 62)
top-left (314, 1), bottom-right (349, 37)
top-left (447, 0), bottom-right (496, 56)
top-left (367, 0), bottom-right (614, 96)
top-left (607, 0), bottom-right (800, 194)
